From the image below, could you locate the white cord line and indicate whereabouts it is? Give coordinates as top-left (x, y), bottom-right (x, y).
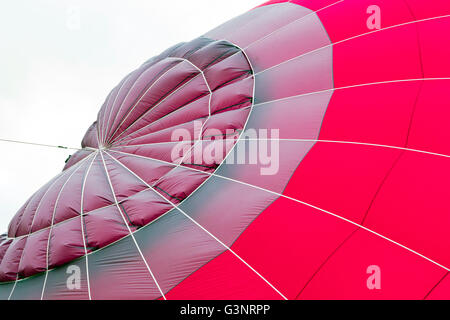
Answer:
top-left (112, 137), bottom-right (450, 161)
top-left (200, 0), bottom-right (343, 76)
top-left (137, 42), bottom-right (255, 194)
top-left (108, 0), bottom-right (342, 147)
top-left (148, 60), bottom-right (214, 187)
top-left (107, 148), bottom-right (450, 274)
top-left (8, 155), bottom-right (93, 300)
top-left (102, 84), bottom-right (128, 145)
top-left (104, 150), bottom-right (288, 300)
top-left (98, 91), bottom-right (116, 144)
top-left (0, 138), bottom-right (81, 151)
top-left (254, 77), bottom-right (450, 108)
top-left (39, 152), bottom-right (96, 300)
top-left (103, 68), bottom-right (152, 145)
top-left (112, 64), bottom-right (244, 147)
top-left (170, 43), bottom-right (257, 207)
top-left (79, 152), bottom-right (98, 300)
top-left (102, 73), bottom-right (140, 143)
top-left (98, 150), bottom-right (166, 300)
top-left (106, 77), bottom-right (448, 146)
top-left (255, 14), bottom-right (450, 76)
top-left (111, 59), bottom-right (210, 145)
top-left (107, 59), bottom-right (186, 145)
top-left (225, 0), bottom-right (344, 50)
top-left (104, 55), bottom-right (185, 144)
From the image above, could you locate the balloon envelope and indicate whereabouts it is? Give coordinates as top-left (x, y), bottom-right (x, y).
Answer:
top-left (1, 0), bottom-right (450, 300)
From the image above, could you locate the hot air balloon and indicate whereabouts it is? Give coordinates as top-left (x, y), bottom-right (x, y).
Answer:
top-left (1, 0), bottom-right (450, 300)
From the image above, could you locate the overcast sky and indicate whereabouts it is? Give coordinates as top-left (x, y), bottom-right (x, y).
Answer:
top-left (0, 0), bottom-right (262, 232)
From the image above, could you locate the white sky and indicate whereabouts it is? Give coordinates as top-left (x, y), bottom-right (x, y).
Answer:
top-left (0, 0), bottom-right (262, 232)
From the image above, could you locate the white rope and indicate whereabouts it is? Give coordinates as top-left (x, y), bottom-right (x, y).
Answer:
top-left (106, 148), bottom-right (450, 274)
top-left (98, 150), bottom-right (167, 300)
top-left (105, 150), bottom-right (288, 300)
top-left (40, 152), bottom-right (96, 300)
top-left (106, 59), bottom-right (187, 145)
top-left (0, 138), bottom-right (80, 151)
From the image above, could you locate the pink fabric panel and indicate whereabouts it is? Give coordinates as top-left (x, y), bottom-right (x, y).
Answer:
top-left (154, 167), bottom-right (209, 204)
top-left (203, 51), bottom-right (251, 91)
top-left (84, 205), bottom-right (130, 248)
top-left (0, 238), bottom-right (26, 281)
top-left (120, 75), bottom-right (209, 140)
top-left (31, 167), bottom-right (79, 233)
top-left (48, 217), bottom-right (85, 268)
top-left (109, 61), bottom-right (200, 142)
top-left (102, 153), bottom-right (148, 201)
top-left (104, 59), bottom-right (183, 141)
top-left (117, 95), bottom-right (209, 145)
top-left (210, 76), bottom-right (253, 114)
top-left (14, 177), bottom-right (58, 237)
top-left (120, 189), bottom-right (173, 227)
top-left (205, 2), bottom-right (311, 48)
top-left (53, 162), bottom-right (86, 224)
top-left (18, 229), bottom-right (49, 277)
top-left (82, 156), bottom-right (115, 213)
top-left (106, 151), bottom-right (174, 186)
top-left (111, 143), bottom-right (194, 165)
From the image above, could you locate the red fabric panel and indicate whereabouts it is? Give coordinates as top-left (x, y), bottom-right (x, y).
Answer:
top-left (165, 249), bottom-right (282, 300)
top-left (316, 0), bottom-right (414, 42)
top-left (319, 82), bottom-right (421, 147)
top-left (404, 0), bottom-right (450, 20)
top-left (418, 17), bottom-right (450, 78)
top-left (168, 197), bottom-right (356, 299)
top-left (298, 230), bottom-right (445, 299)
top-left (425, 275), bottom-right (450, 300)
top-left (407, 80), bottom-right (450, 156)
top-left (333, 24), bottom-right (422, 87)
top-left (284, 143), bottom-right (402, 223)
top-left (364, 152), bottom-right (450, 268)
